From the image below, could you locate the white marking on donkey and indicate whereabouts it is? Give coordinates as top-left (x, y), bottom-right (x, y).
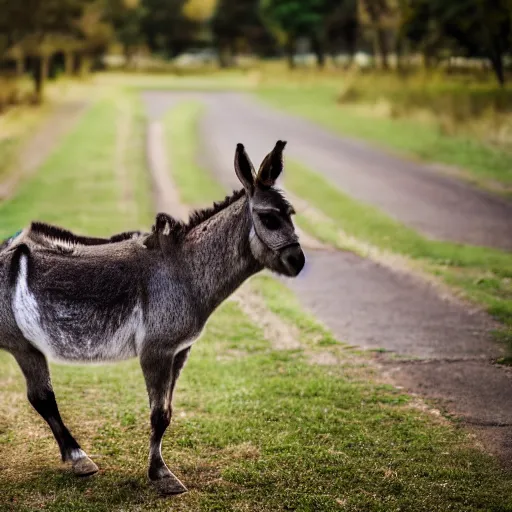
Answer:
top-left (0, 141), bottom-right (304, 495)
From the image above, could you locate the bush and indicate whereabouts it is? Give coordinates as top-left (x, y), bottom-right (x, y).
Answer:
top-left (337, 70), bottom-right (512, 146)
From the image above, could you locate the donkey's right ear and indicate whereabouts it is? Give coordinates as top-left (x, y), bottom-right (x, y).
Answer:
top-left (234, 143), bottom-right (255, 194)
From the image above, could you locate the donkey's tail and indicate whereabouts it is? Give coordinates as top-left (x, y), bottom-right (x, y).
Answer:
top-left (8, 243), bottom-right (31, 288)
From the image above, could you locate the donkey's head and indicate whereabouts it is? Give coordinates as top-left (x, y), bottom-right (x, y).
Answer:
top-left (234, 141), bottom-right (305, 277)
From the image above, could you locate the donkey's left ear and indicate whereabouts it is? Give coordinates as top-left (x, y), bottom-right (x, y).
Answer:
top-left (234, 143), bottom-right (255, 195)
top-left (256, 140), bottom-right (286, 188)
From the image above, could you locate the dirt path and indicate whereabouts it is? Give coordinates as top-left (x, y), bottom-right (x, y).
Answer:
top-left (142, 91), bottom-right (512, 466)
top-left (0, 100), bottom-right (89, 200)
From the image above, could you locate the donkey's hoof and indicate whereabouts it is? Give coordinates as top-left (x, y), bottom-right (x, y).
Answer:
top-left (72, 456), bottom-right (99, 477)
top-left (152, 474), bottom-right (188, 496)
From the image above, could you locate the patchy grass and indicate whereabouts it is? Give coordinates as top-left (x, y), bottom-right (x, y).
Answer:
top-left (96, 71), bottom-right (258, 92)
top-left (0, 78), bottom-right (97, 185)
top-left (0, 91), bottom-right (152, 240)
top-left (163, 100), bottom-right (225, 206)
top-left (285, 160), bottom-right (512, 354)
top-left (2, 88), bottom-right (512, 511)
top-left (257, 85), bottom-right (512, 192)
top-left (0, 102), bottom-right (53, 183)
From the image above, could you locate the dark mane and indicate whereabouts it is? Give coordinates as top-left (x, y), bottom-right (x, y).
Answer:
top-left (29, 222), bottom-right (145, 248)
top-left (186, 189), bottom-right (246, 233)
top-left (147, 189), bottom-right (246, 248)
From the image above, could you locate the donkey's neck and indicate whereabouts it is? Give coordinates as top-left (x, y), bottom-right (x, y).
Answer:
top-left (183, 194), bottom-right (262, 316)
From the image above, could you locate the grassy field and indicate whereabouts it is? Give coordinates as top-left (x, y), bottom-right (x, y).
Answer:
top-left (2, 90), bottom-right (512, 511)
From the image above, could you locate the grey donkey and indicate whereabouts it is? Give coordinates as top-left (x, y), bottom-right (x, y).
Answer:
top-left (0, 141), bottom-right (305, 495)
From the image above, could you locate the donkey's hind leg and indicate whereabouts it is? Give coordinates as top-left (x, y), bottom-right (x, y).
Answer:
top-left (140, 347), bottom-right (191, 495)
top-left (13, 345), bottom-right (98, 476)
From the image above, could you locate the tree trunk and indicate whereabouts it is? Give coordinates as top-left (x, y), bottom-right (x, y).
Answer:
top-left (229, 40), bottom-right (237, 67)
top-left (79, 54), bottom-right (92, 77)
top-left (311, 36), bottom-right (325, 69)
top-left (34, 55), bottom-right (49, 103)
top-left (15, 55), bottom-right (24, 76)
top-left (376, 28), bottom-right (389, 70)
top-left (489, 52), bottom-right (505, 86)
top-left (217, 40), bottom-right (231, 68)
top-left (64, 51), bottom-right (74, 76)
top-left (218, 49), bottom-right (229, 68)
top-left (286, 36), bottom-right (296, 69)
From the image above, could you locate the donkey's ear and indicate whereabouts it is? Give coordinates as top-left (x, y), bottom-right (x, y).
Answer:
top-left (256, 140), bottom-right (286, 188)
top-left (234, 143), bottom-right (255, 194)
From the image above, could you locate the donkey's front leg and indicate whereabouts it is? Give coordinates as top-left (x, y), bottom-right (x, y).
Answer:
top-left (140, 348), bottom-right (190, 495)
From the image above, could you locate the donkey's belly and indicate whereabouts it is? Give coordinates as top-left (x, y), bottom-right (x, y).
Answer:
top-left (15, 313), bottom-right (145, 363)
top-left (16, 313), bottom-right (145, 363)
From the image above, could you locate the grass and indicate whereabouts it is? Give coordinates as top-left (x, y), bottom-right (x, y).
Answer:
top-left (96, 71), bottom-right (259, 92)
top-left (284, 160), bottom-right (512, 353)
top-left (2, 87), bottom-right (512, 511)
top-left (163, 101), bottom-right (225, 206)
top-left (0, 77), bottom-right (96, 185)
top-left (5, 292), bottom-right (512, 511)
top-left (0, 91), bottom-right (153, 239)
top-left (0, 103), bottom-right (53, 183)
top-left (257, 84), bottom-right (512, 191)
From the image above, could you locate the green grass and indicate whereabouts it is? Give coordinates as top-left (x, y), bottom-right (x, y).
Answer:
top-left (2, 90), bottom-right (512, 511)
top-left (0, 136), bottom-right (19, 181)
top-left (285, 160), bottom-right (512, 352)
top-left (163, 101), bottom-right (225, 206)
top-left (257, 85), bottom-right (512, 190)
top-left (0, 92), bottom-right (153, 239)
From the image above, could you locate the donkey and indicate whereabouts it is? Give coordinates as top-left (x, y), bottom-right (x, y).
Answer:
top-left (0, 141), bottom-right (304, 495)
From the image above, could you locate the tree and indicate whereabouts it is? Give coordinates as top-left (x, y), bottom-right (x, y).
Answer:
top-left (261, 0), bottom-right (338, 68)
top-left (140, 0), bottom-right (197, 57)
top-left (103, 0), bottom-right (145, 66)
top-left (403, 0), bottom-right (512, 85)
top-left (359, 0), bottom-right (401, 69)
top-left (324, 0), bottom-right (358, 66)
top-left (212, 0), bottom-right (274, 66)
top-left (0, 0), bottom-right (92, 99)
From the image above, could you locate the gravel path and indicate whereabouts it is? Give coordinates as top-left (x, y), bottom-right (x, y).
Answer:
top-left (142, 91), bottom-right (512, 466)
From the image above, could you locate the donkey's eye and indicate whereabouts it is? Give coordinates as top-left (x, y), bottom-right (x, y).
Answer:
top-left (259, 213), bottom-right (281, 231)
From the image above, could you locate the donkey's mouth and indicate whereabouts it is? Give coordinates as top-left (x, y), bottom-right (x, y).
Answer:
top-left (280, 245), bottom-right (305, 277)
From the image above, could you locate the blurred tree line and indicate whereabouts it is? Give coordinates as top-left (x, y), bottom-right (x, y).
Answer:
top-left (0, 0), bottom-right (511, 100)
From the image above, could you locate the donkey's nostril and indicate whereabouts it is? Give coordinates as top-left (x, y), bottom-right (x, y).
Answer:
top-left (287, 254), bottom-right (299, 268)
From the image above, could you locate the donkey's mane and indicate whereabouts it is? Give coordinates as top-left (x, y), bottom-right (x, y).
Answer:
top-left (29, 222), bottom-right (145, 249)
top-left (186, 189), bottom-right (246, 232)
top-left (150, 189), bottom-right (246, 243)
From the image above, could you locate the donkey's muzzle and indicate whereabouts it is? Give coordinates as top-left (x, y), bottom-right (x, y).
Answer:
top-left (281, 244), bottom-right (305, 277)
